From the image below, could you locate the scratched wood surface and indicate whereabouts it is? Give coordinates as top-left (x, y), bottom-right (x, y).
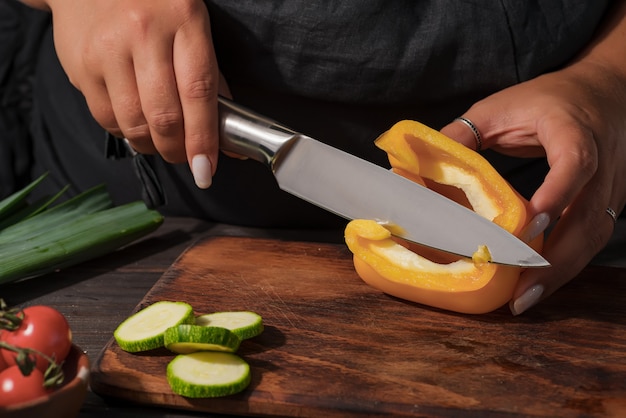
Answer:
top-left (90, 236), bottom-right (626, 418)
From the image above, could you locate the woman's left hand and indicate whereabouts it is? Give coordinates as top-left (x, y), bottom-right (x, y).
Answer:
top-left (440, 59), bottom-right (626, 315)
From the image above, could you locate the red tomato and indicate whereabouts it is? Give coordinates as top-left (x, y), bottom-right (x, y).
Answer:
top-left (0, 350), bottom-right (9, 372)
top-left (0, 306), bottom-right (72, 372)
top-left (0, 352), bottom-right (7, 372)
top-left (0, 366), bottom-right (48, 406)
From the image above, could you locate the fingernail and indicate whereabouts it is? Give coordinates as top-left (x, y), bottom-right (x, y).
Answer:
top-left (510, 284), bottom-right (544, 316)
top-left (191, 154), bottom-right (212, 189)
top-left (520, 212), bottom-right (550, 243)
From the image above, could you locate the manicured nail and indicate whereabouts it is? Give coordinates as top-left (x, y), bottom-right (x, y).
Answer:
top-left (520, 212), bottom-right (550, 243)
top-left (191, 154), bottom-right (212, 189)
top-left (510, 284), bottom-right (544, 316)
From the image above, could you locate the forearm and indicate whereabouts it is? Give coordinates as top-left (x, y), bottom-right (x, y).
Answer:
top-left (570, 0), bottom-right (626, 80)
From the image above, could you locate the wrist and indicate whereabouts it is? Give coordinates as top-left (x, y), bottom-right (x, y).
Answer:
top-left (570, 0), bottom-right (626, 82)
top-left (568, 58), bottom-right (626, 99)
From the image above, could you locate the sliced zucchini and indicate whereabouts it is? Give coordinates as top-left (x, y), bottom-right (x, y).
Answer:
top-left (167, 351), bottom-right (251, 398)
top-left (164, 325), bottom-right (241, 354)
top-left (114, 301), bottom-right (194, 352)
top-left (195, 311), bottom-right (264, 340)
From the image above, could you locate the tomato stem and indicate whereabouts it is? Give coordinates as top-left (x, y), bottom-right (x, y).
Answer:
top-left (0, 340), bottom-right (65, 388)
top-left (0, 299), bottom-right (24, 331)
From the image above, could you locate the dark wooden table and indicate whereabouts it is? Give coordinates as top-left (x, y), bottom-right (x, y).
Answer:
top-left (0, 217), bottom-right (344, 417)
top-left (2, 217), bottom-right (625, 417)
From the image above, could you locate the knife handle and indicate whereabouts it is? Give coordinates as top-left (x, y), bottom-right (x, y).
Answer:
top-left (217, 96), bottom-right (299, 170)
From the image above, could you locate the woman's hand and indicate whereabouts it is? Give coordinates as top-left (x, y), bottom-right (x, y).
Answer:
top-left (441, 0), bottom-right (626, 315)
top-left (46, 0), bottom-right (226, 188)
top-left (441, 60), bottom-right (626, 315)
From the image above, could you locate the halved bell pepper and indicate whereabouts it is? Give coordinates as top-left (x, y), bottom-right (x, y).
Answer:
top-left (344, 120), bottom-right (543, 314)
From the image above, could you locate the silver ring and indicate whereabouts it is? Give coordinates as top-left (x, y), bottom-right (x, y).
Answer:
top-left (606, 207), bottom-right (618, 224)
top-left (454, 117), bottom-right (482, 152)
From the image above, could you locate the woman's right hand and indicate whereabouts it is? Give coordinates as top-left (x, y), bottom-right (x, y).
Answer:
top-left (46, 0), bottom-right (225, 188)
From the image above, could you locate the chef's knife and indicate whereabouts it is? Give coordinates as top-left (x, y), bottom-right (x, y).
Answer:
top-left (217, 97), bottom-right (549, 268)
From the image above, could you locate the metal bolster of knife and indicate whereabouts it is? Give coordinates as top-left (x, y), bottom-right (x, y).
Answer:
top-left (217, 96), bottom-right (300, 172)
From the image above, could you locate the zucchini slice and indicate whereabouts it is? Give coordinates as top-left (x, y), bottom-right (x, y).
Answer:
top-left (114, 301), bottom-right (194, 352)
top-left (195, 311), bottom-right (264, 340)
top-left (167, 352), bottom-right (251, 398)
top-left (164, 325), bottom-right (241, 354)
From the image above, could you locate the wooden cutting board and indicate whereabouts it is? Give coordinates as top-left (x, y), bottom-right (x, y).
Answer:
top-left (91, 236), bottom-right (626, 417)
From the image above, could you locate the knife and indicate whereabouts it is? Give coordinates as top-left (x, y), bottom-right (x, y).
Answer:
top-left (217, 97), bottom-right (549, 268)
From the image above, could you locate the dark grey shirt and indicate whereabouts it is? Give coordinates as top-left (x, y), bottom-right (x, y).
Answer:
top-left (6, 1), bottom-right (612, 228)
top-left (208, 1), bottom-right (607, 105)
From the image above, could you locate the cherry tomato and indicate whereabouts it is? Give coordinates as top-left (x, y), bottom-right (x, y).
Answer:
top-left (0, 365), bottom-right (48, 406)
top-left (0, 352), bottom-right (7, 372)
top-left (0, 306), bottom-right (72, 372)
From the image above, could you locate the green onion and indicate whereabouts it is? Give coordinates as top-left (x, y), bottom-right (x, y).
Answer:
top-left (0, 174), bottom-right (164, 285)
top-left (0, 173), bottom-right (48, 221)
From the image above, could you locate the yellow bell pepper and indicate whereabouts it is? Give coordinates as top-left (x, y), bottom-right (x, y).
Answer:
top-left (344, 120), bottom-right (543, 314)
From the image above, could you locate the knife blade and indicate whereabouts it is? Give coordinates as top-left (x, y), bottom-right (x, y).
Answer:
top-left (217, 97), bottom-right (549, 268)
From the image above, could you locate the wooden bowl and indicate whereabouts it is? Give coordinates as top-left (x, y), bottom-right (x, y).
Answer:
top-left (0, 344), bottom-right (90, 418)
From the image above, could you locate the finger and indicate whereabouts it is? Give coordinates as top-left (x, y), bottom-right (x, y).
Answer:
top-left (79, 80), bottom-right (124, 139)
top-left (74, 64), bottom-right (129, 140)
top-left (525, 120), bottom-right (598, 220)
top-left (173, 4), bottom-right (218, 189)
top-left (133, 32), bottom-right (185, 161)
top-left (510, 182), bottom-right (614, 315)
top-left (440, 116), bottom-right (484, 151)
top-left (102, 57), bottom-right (160, 155)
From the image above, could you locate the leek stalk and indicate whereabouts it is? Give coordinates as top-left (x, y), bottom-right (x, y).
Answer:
top-left (0, 174), bottom-right (164, 285)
